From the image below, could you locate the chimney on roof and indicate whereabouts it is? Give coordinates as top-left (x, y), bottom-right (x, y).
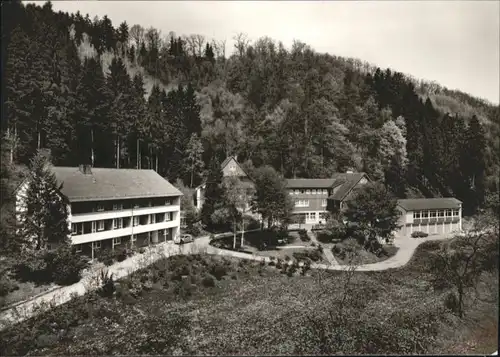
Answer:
top-left (79, 164), bottom-right (92, 175)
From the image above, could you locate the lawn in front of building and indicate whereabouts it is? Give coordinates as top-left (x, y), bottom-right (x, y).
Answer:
top-left (210, 230), bottom-right (328, 262)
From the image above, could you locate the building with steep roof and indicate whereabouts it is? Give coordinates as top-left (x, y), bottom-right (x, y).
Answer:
top-left (286, 171), bottom-right (370, 224)
top-left (16, 164), bottom-right (182, 258)
top-left (194, 156), bottom-right (255, 213)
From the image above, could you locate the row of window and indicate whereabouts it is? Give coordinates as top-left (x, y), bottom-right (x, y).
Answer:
top-left (290, 189), bottom-right (329, 195)
top-left (413, 209), bottom-right (460, 219)
top-left (73, 199), bottom-right (176, 215)
top-left (293, 212), bottom-right (329, 221)
top-left (74, 230), bottom-right (171, 252)
top-left (72, 213), bottom-right (173, 235)
top-left (97, 200), bottom-right (174, 212)
top-left (294, 199), bottom-right (327, 207)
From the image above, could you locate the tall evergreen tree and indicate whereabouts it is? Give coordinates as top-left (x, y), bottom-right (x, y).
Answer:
top-left (129, 73), bottom-right (147, 169)
top-left (75, 57), bottom-right (110, 166)
top-left (183, 82), bottom-right (202, 136)
top-left (183, 133), bottom-right (205, 188)
top-left (106, 56), bottom-right (133, 168)
top-left (200, 156), bottom-right (224, 227)
top-left (460, 115), bottom-right (487, 212)
top-left (20, 151), bottom-right (70, 250)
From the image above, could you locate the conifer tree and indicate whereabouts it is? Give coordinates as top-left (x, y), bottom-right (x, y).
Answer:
top-left (106, 56), bottom-right (133, 168)
top-left (21, 151), bottom-right (70, 250)
top-left (75, 57), bottom-right (110, 166)
top-left (184, 133), bottom-right (205, 188)
top-left (201, 156), bottom-right (224, 227)
top-left (129, 73), bottom-right (147, 168)
top-left (461, 115), bottom-right (487, 212)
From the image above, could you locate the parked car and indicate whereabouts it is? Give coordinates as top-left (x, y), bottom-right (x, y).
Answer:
top-left (174, 233), bottom-right (194, 244)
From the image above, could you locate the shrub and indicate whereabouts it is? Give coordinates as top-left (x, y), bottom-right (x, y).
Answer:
top-left (301, 260), bottom-right (311, 275)
top-left (201, 275), bottom-right (216, 287)
top-left (173, 280), bottom-right (193, 300)
top-left (317, 244), bottom-right (324, 253)
top-left (245, 216), bottom-right (261, 231)
top-left (208, 263), bottom-right (227, 280)
top-left (276, 229), bottom-right (289, 244)
top-left (444, 291), bottom-right (459, 313)
top-left (316, 230), bottom-right (332, 243)
top-left (138, 247), bottom-right (146, 254)
top-left (0, 273), bottom-right (18, 298)
top-left (97, 249), bottom-right (115, 266)
top-left (411, 231), bottom-right (429, 238)
top-left (298, 229), bottom-right (309, 242)
top-left (14, 245), bottom-right (88, 286)
top-left (186, 221), bottom-right (203, 236)
top-left (287, 263), bottom-right (297, 277)
top-left (13, 251), bottom-right (48, 284)
top-left (115, 248), bottom-right (129, 262)
top-left (44, 245), bottom-right (89, 285)
top-left (97, 270), bottom-right (115, 298)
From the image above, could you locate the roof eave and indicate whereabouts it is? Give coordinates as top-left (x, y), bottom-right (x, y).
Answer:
top-left (67, 192), bottom-right (183, 203)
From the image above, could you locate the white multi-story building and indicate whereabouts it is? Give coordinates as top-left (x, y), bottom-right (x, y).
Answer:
top-left (16, 164), bottom-right (182, 259)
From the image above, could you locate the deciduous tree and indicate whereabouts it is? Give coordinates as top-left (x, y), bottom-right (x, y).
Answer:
top-left (343, 182), bottom-right (400, 246)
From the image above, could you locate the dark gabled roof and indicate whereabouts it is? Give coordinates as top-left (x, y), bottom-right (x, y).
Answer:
top-left (51, 167), bottom-right (182, 202)
top-left (328, 173), bottom-right (367, 201)
top-left (287, 172), bottom-right (369, 202)
top-left (195, 157), bottom-right (253, 190)
top-left (221, 156), bottom-right (234, 169)
top-left (397, 198), bottom-right (462, 211)
top-left (286, 178), bottom-right (338, 189)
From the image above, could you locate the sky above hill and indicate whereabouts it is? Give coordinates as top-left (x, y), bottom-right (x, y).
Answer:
top-left (36, 0), bottom-right (499, 104)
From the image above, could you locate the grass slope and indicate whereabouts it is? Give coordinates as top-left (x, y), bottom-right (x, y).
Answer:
top-left (0, 241), bottom-right (497, 355)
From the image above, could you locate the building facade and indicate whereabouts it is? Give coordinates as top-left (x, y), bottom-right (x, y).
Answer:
top-left (195, 156), bottom-right (255, 215)
top-left (395, 198), bottom-right (463, 237)
top-left (16, 165), bottom-right (182, 259)
top-left (286, 172), bottom-right (370, 224)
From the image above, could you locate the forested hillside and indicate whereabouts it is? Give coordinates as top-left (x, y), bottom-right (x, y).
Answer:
top-left (2, 0), bottom-right (499, 215)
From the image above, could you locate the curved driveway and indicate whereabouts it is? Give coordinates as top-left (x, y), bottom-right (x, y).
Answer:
top-left (0, 231), bottom-right (455, 330)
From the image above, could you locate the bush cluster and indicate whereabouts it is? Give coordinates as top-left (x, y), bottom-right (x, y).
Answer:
top-left (0, 272), bottom-right (19, 306)
top-left (244, 217), bottom-right (261, 231)
top-left (14, 245), bottom-right (89, 286)
top-left (185, 221), bottom-right (203, 236)
top-left (96, 247), bottom-right (134, 266)
top-left (293, 250), bottom-right (322, 262)
top-left (316, 230), bottom-right (333, 243)
top-left (411, 231), bottom-right (429, 238)
top-left (298, 229), bottom-right (310, 242)
top-left (97, 270), bottom-right (115, 298)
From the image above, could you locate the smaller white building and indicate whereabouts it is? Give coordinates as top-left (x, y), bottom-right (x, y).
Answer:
top-left (395, 197), bottom-right (462, 238)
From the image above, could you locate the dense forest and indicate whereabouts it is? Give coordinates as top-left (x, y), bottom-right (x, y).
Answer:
top-left (1, 0), bottom-right (499, 216)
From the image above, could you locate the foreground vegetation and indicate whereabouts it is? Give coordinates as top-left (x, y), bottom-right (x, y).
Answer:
top-left (0, 238), bottom-right (497, 355)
